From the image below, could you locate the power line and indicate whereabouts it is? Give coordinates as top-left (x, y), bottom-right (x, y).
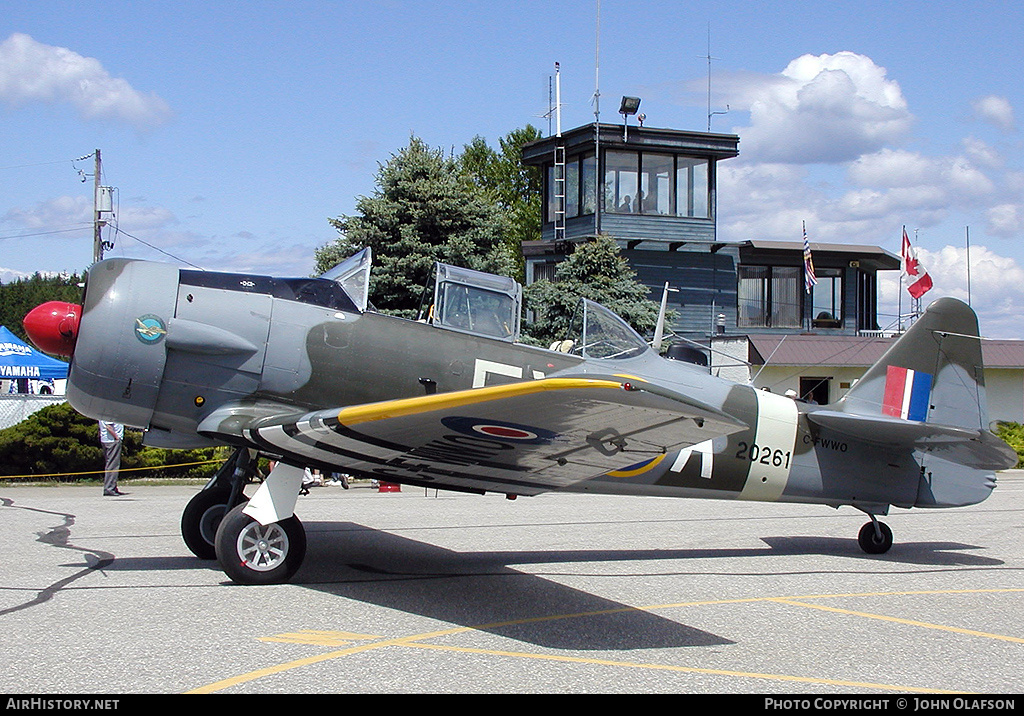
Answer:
top-left (0, 158), bottom-right (77, 172)
top-left (112, 226), bottom-right (204, 269)
top-left (0, 226), bottom-right (91, 240)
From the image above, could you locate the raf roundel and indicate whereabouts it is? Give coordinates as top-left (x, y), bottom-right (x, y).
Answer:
top-left (441, 416), bottom-right (559, 444)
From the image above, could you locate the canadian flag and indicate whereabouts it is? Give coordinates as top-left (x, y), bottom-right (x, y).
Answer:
top-left (901, 227), bottom-right (933, 299)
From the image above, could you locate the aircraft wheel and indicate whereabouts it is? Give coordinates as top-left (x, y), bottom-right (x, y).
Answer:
top-left (181, 487), bottom-right (236, 560)
top-left (215, 504), bottom-right (306, 585)
top-left (857, 520), bottom-right (893, 554)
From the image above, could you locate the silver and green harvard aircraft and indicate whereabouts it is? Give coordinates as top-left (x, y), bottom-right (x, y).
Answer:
top-left (23, 249), bottom-right (1017, 584)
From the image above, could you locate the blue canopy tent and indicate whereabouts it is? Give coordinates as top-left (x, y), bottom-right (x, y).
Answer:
top-left (0, 326), bottom-right (69, 392)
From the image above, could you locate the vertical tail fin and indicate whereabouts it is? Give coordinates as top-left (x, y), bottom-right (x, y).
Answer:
top-left (808, 297), bottom-right (1017, 473)
top-left (838, 297), bottom-right (988, 431)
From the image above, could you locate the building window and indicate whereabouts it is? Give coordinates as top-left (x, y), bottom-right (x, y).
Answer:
top-left (811, 269), bottom-right (843, 328)
top-left (531, 262), bottom-right (557, 283)
top-left (856, 269), bottom-right (878, 331)
top-left (546, 153), bottom-right (596, 222)
top-left (604, 150), bottom-right (639, 213)
top-left (581, 153), bottom-right (596, 215)
top-left (604, 151), bottom-right (710, 217)
top-left (738, 266), bottom-right (802, 328)
top-left (677, 157), bottom-right (709, 218)
top-left (641, 152), bottom-right (673, 215)
top-left (565, 159), bottom-right (579, 219)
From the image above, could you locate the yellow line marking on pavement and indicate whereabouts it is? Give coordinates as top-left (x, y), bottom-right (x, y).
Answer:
top-left (400, 642), bottom-right (963, 693)
top-left (771, 592), bottom-right (1024, 644)
top-left (188, 589), bottom-right (1024, 694)
top-left (188, 627), bottom-right (473, 694)
top-left (259, 630), bottom-right (384, 647)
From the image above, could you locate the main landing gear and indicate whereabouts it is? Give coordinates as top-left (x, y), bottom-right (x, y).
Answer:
top-left (857, 517), bottom-right (893, 554)
top-left (215, 503), bottom-right (306, 585)
top-left (180, 448), bottom-right (307, 585)
top-left (181, 448), bottom-right (254, 560)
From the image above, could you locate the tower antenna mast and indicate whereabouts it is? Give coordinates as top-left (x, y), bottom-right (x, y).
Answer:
top-left (705, 23), bottom-right (728, 131)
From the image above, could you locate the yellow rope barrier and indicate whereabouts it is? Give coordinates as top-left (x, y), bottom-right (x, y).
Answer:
top-left (0, 458), bottom-right (226, 481)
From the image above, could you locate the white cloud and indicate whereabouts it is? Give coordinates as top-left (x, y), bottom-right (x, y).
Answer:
top-left (0, 33), bottom-right (171, 129)
top-left (987, 203), bottom-right (1024, 237)
top-left (0, 266), bottom-right (30, 283)
top-left (961, 137), bottom-right (1004, 170)
top-left (697, 51), bottom-right (1024, 335)
top-left (2, 195), bottom-right (93, 229)
top-left (972, 95), bottom-right (1016, 132)
top-left (727, 52), bottom-right (913, 164)
top-left (845, 148), bottom-right (996, 216)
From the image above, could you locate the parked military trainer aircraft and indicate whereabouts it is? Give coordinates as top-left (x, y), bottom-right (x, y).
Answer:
top-left (23, 249), bottom-right (1017, 584)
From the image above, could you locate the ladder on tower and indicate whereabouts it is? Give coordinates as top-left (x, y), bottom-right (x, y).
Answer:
top-left (553, 145), bottom-right (566, 241)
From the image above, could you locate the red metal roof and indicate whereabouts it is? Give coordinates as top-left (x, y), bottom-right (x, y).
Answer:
top-left (746, 334), bottom-right (1024, 368)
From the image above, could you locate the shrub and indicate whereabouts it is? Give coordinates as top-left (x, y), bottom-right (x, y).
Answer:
top-left (994, 422), bottom-right (1024, 469)
top-left (0, 403), bottom-right (227, 481)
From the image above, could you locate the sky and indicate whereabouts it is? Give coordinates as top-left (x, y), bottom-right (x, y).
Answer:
top-left (2, 1), bottom-right (1023, 337)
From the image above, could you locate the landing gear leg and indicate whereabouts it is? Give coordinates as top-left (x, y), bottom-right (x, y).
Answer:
top-left (181, 448), bottom-right (257, 560)
top-left (857, 517), bottom-right (893, 554)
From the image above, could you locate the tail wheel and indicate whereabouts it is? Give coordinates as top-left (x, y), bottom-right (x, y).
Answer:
top-left (858, 520), bottom-right (893, 554)
top-left (181, 487), bottom-right (236, 560)
top-left (215, 503), bottom-right (306, 585)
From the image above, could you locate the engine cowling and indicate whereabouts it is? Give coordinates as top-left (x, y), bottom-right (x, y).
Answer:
top-left (62, 259), bottom-right (179, 429)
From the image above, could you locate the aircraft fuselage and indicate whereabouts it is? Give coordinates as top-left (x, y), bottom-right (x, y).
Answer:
top-left (55, 258), bottom-right (984, 515)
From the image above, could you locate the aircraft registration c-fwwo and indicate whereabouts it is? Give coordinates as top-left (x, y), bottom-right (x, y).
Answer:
top-left (23, 250), bottom-right (1017, 584)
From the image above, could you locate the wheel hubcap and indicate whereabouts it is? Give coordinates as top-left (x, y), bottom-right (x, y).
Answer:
top-left (236, 521), bottom-right (290, 572)
top-left (199, 505), bottom-right (226, 545)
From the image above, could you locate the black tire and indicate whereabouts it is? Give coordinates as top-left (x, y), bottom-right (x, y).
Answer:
top-left (214, 503), bottom-right (306, 585)
top-left (858, 520), bottom-right (893, 554)
top-left (181, 487), bottom-right (236, 560)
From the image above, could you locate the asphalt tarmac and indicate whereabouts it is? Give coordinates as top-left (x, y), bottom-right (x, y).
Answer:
top-left (2, 473), bottom-right (1023, 695)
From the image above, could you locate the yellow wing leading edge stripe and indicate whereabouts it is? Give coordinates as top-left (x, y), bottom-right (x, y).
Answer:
top-left (336, 377), bottom-right (626, 427)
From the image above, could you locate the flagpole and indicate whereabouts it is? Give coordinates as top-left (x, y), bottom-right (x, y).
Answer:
top-left (899, 225), bottom-right (904, 332)
top-left (913, 229), bottom-right (921, 318)
top-left (802, 221), bottom-right (817, 331)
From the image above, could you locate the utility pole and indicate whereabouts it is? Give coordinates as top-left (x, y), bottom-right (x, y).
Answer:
top-left (91, 149), bottom-right (115, 264)
top-left (92, 149), bottom-right (104, 263)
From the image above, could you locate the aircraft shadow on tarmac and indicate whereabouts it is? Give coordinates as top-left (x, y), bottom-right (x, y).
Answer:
top-left (106, 521), bottom-right (1007, 652)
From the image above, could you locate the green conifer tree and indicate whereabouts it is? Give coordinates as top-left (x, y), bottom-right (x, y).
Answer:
top-left (315, 136), bottom-right (515, 318)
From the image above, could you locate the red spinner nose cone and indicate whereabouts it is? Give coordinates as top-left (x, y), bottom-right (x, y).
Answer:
top-left (23, 301), bottom-right (82, 357)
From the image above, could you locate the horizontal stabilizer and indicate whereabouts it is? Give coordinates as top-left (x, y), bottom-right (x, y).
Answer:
top-left (807, 409), bottom-right (1018, 470)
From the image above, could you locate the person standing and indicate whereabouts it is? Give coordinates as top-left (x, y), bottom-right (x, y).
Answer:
top-left (99, 421), bottom-right (125, 496)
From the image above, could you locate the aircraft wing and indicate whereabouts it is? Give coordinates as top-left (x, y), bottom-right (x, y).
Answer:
top-left (204, 377), bottom-right (746, 495)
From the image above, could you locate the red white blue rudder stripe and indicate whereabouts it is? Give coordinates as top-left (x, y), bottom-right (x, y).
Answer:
top-left (882, 365), bottom-right (933, 421)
